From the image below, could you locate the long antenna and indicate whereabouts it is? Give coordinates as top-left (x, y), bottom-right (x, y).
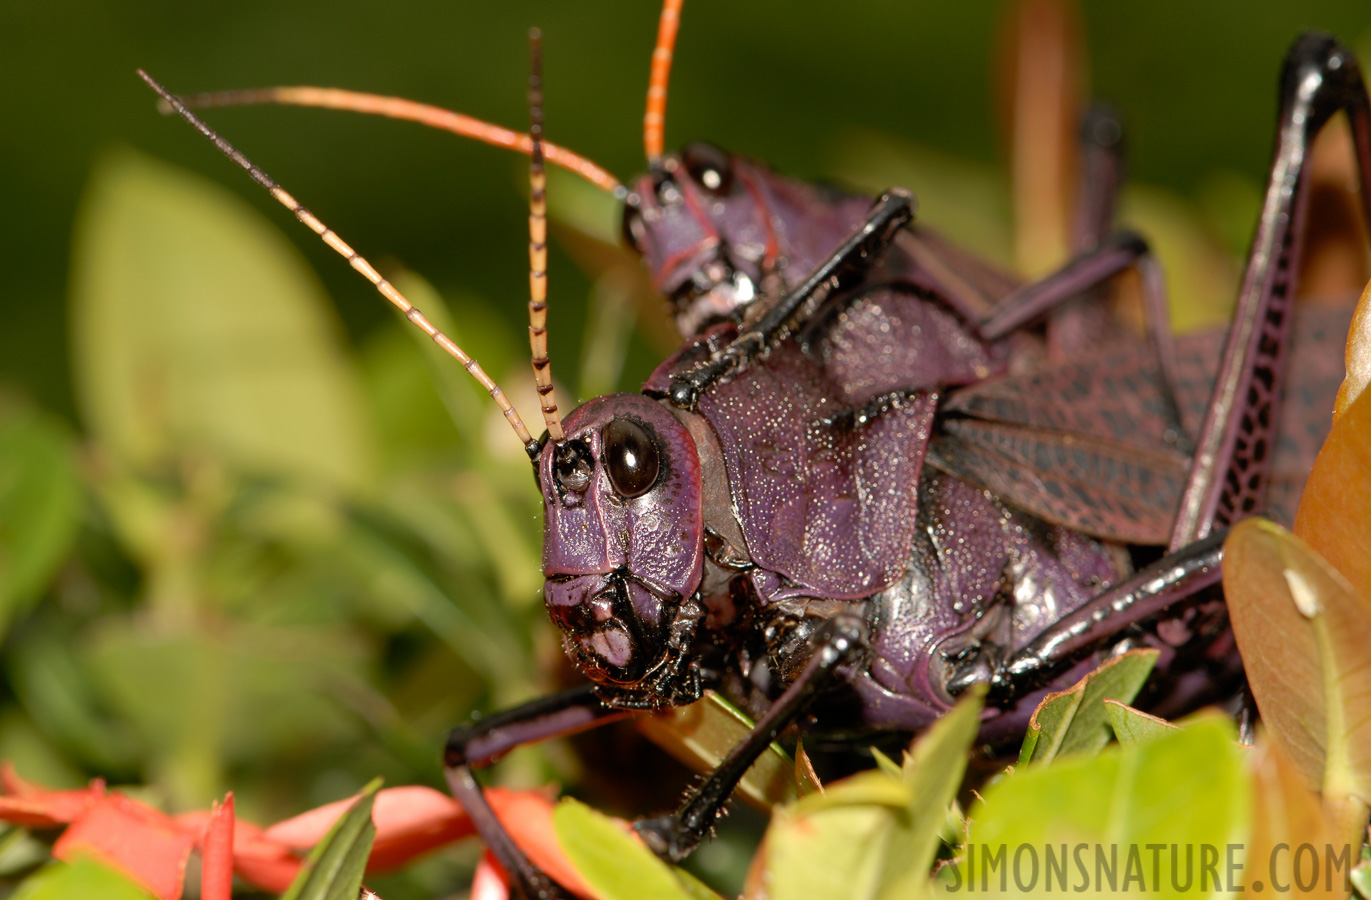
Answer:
top-left (526, 30), bottom-right (566, 445)
top-left (137, 68), bottom-right (543, 459)
top-left (644, 0), bottom-right (685, 168)
top-left (161, 86), bottom-right (625, 198)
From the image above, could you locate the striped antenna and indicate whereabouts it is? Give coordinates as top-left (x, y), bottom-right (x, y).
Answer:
top-left (526, 30), bottom-right (566, 445)
top-left (137, 68), bottom-right (543, 460)
top-left (644, 0), bottom-right (684, 167)
top-left (160, 86), bottom-right (626, 198)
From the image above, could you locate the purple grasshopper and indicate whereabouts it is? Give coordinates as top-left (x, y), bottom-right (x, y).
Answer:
top-left (448, 31), bottom-right (1370, 892)
top-left (140, 9), bottom-right (1371, 899)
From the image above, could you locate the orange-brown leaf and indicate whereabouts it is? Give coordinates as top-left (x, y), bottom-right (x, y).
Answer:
top-left (1225, 519), bottom-right (1371, 808)
top-left (1293, 384), bottom-right (1371, 601)
top-left (1334, 278), bottom-right (1371, 417)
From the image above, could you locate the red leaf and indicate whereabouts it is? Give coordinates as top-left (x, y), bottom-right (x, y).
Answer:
top-left (365, 786), bottom-right (479, 871)
top-left (200, 795), bottom-right (234, 900)
top-left (0, 762), bottom-right (105, 828)
top-left (176, 809), bottom-right (303, 893)
top-left (54, 794), bottom-right (197, 900)
top-left (231, 845), bottom-right (302, 895)
top-left (265, 785), bottom-right (476, 869)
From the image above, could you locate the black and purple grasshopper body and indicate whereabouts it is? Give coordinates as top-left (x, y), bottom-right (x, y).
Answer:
top-left (141, 12), bottom-right (1371, 898)
top-left (467, 32), bottom-right (1371, 888)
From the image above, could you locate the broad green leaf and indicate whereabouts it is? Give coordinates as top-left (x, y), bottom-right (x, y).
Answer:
top-left (1224, 519), bottom-right (1371, 811)
top-left (957, 714), bottom-right (1249, 898)
top-left (11, 858), bottom-right (153, 900)
top-left (553, 798), bottom-right (719, 900)
top-left (0, 404), bottom-right (81, 638)
top-left (754, 691), bottom-right (983, 900)
top-left (752, 771), bottom-right (907, 900)
top-left (638, 691), bottom-right (797, 810)
top-left (281, 778), bottom-right (380, 900)
top-left (1104, 700), bottom-right (1177, 746)
top-left (1017, 648), bottom-right (1159, 764)
top-left (877, 688), bottom-right (983, 900)
top-left (1354, 860), bottom-right (1371, 900)
top-left (1294, 383), bottom-right (1371, 603)
top-left (70, 149), bottom-right (373, 488)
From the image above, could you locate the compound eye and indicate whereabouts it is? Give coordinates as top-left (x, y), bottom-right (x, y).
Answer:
top-left (554, 440), bottom-right (594, 493)
top-left (681, 141), bottom-right (735, 195)
top-left (603, 418), bottom-right (661, 499)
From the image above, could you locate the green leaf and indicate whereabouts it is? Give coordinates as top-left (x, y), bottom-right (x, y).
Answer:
top-left (70, 149), bottom-right (373, 488)
top-left (281, 778), bottom-right (381, 900)
top-left (553, 798), bottom-right (718, 900)
top-left (637, 691), bottom-right (797, 810)
top-left (1224, 518), bottom-right (1371, 811)
top-left (754, 691), bottom-right (983, 900)
top-left (870, 747), bottom-right (902, 779)
top-left (957, 714), bottom-right (1250, 897)
top-left (1017, 648), bottom-right (1159, 764)
top-left (10, 858), bottom-right (153, 900)
top-left (877, 687), bottom-right (983, 900)
top-left (1353, 860), bottom-right (1371, 900)
top-left (755, 772), bottom-right (906, 900)
top-left (0, 404), bottom-right (82, 638)
top-left (1104, 699), bottom-right (1178, 746)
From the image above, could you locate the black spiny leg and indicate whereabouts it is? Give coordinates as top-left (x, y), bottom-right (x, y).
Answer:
top-left (635, 615), bottom-right (869, 862)
top-left (1171, 33), bottom-right (1371, 547)
top-left (984, 34), bottom-right (1371, 704)
top-left (666, 192), bottom-right (913, 410)
top-left (986, 531), bottom-right (1226, 697)
top-left (443, 685), bottom-right (631, 900)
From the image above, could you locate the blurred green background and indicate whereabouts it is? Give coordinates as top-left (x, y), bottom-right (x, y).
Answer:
top-left (1, 1), bottom-right (1370, 897)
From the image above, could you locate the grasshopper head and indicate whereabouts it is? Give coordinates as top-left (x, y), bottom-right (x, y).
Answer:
top-left (538, 393), bottom-right (706, 707)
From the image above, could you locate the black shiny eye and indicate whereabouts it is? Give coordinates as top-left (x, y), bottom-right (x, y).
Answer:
top-left (603, 418), bottom-right (661, 499)
top-left (554, 440), bottom-right (594, 493)
top-left (681, 141), bottom-right (735, 195)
